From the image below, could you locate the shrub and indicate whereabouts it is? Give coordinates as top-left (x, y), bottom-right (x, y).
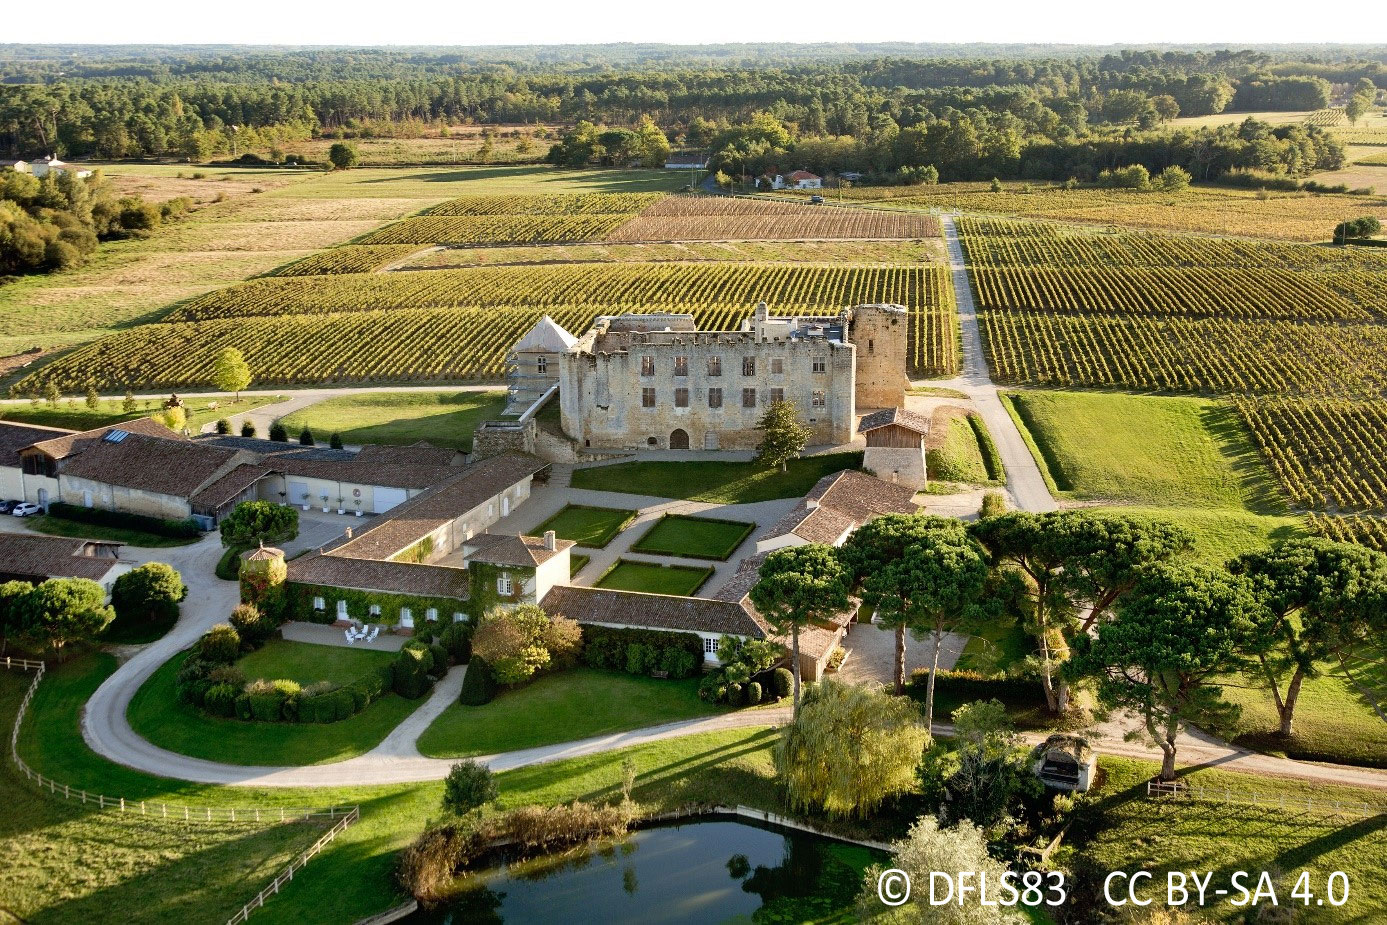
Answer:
top-left (772, 667), bottom-right (793, 699)
top-left (659, 646), bottom-right (697, 679)
top-left (393, 645), bottom-right (434, 699)
top-left (215, 418), bottom-right (231, 434)
top-left (625, 642), bottom-right (655, 676)
top-left (268, 421), bottom-right (288, 442)
top-left (746, 680), bottom-right (763, 705)
top-left (203, 682), bottom-right (238, 717)
top-left (458, 656), bottom-right (498, 706)
top-left (195, 623), bottom-right (241, 664)
top-left (216, 546), bottom-right (243, 581)
top-left (240, 420), bottom-right (256, 438)
top-left (228, 603), bottom-right (276, 647)
top-left (726, 683), bottom-right (744, 706)
top-left (299, 427), bottom-right (315, 446)
top-left (979, 491), bottom-right (1007, 519)
top-left (428, 642), bottom-right (450, 677)
top-left (334, 689), bottom-right (355, 720)
top-left (175, 656), bottom-right (216, 705)
top-left (471, 605), bottom-right (554, 685)
top-left (329, 431), bottom-right (344, 449)
top-left (418, 619), bottom-right (441, 643)
top-left (439, 621), bottom-right (472, 664)
top-left (235, 693), bottom-right (253, 720)
top-left (906, 668), bottom-right (1037, 706)
top-left (442, 760), bottom-right (497, 817)
top-left (48, 501), bottom-right (200, 539)
top-left (301, 692), bottom-right (333, 723)
top-left (111, 562), bottom-right (187, 629)
top-left (247, 682), bottom-right (286, 722)
top-left (346, 684), bottom-right (369, 712)
top-left (578, 624), bottom-right (703, 678)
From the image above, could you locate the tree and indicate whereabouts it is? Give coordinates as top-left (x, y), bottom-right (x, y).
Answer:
top-left (749, 544), bottom-right (851, 715)
top-left (775, 679), bottom-right (928, 818)
top-left (1155, 165), bottom-right (1191, 192)
top-left (930, 699), bottom-right (1040, 830)
top-left (0, 580), bottom-right (34, 653)
top-left (1233, 539), bottom-right (1387, 733)
top-left (328, 142), bottom-right (359, 169)
top-left (268, 421), bottom-right (288, 442)
top-left (1056, 514), bottom-right (1193, 633)
top-left (1067, 563), bottom-right (1261, 780)
top-left (84, 385), bottom-right (99, 410)
top-left (752, 400), bottom-right (811, 472)
top-left (442, 759), bottom-right (498, 818)
top-left (160, 404), bottom-right (186, 431)
top-left (859, 815), bottom-right (1021, 924)
top-left (122, 389), bottom-right (136, 414)
top-left (470, 604), bottom-right (571, 685)
top-left (17, 578), bottom-right (113, 661)
top-left (212, 347), bottom-right (251, 400)
top-left (298, 427), bottom-right (315, 446)
top-left (110, 562), bottom-right (186, 630)
top-left (329, 431), bottom-right (344, 449)
top-left (219, 500), bottom-right (299, 549)
top-left (1335, 216), bottom-right (1383, 244)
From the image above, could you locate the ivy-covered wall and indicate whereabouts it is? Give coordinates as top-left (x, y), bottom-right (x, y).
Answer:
top-left (465, 561), bottom-right (537, 614)
top-left (285, 581), bottom-right (468, 627)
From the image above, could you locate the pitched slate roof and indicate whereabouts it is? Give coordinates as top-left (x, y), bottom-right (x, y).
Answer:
top-left (762, 469), bottom-right (918, 547)
top-left (267, 456), bottom-right (458, 490)
top-left (354, 442), bottom-right (462, 468)
top-left (464, 533), bottom-right (574, 568)
top-left (857, 407), bottom-right (931, 436)
top-left (58, 433), bottom-right (242, 497)
top-left (287, 553), bottom-right (470, 599)
top-left (764, 504), bottom-right (856, 546)
top-left (193, 435), bottom-right (354, 461)
top-left (0, 534), bottom-right (124, 581)
top-left (0, 421), bottom-right (72, 468)
top-left (541, 585), bottom-right (767, 638)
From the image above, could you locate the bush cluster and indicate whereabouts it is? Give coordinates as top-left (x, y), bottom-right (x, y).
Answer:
top-left (578, 624), bottom-right (702, 679)
top-left (458, 655), bottom-right (498, 705)
top-left (48, 501), bottom-right (201, 538)
top-left (905, 667), bottom-right (1037, 705)
top-left (697, 636), bottom-right (787, 705)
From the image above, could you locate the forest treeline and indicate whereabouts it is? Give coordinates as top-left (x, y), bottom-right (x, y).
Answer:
top-left (0, 45), bottom-right (1381, 180)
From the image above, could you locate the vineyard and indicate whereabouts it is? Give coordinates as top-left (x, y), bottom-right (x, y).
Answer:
top-left (354, 214), bottom-right (637, 245)
top-left (1304, 108), bottom-right (1347, 126)
top-left (18, 300), bottom-right (956, 393)
top-left (166, 263), bottom-right (953, 322)
top-left (396, 238), bottom-right (944, 269)
top-left (607, 194), bottom-right (941, 241)
top-left (267, 245), bottom-right (426, 276)
top-left (1309, 514), bottom-right (1387, 551)
top-left (421, 193), bottom-right (662, 215)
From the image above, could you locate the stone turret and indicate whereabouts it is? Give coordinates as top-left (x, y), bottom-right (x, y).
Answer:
top-left (848, 304), bottom-right (910, 409)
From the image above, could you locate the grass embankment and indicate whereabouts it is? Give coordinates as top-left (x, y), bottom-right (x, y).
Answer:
top-left (629, 514), bottom-right (756, 560)
top-left (416, 668), bottom-right (722, 758)
top-left (926, 411), bottom-right (1004, 486)
top-left (594, 560), bottom-right (715, 596)
top-left (534, 504), bottom-right (636, 548)
top-left (1224, 663), bottom-right (1387, 768)
top-left (277, 390), bottom-right (507, 452)
top-left (126, 651), bottom-right (425, 766)
top-left (571, 452), bottom-right (864, 504)
top-left (1001, 390), bottom-right (1306, 562)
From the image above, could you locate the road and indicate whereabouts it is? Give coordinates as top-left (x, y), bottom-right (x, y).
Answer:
top-left (933, 214), bottom-right (1057, 513)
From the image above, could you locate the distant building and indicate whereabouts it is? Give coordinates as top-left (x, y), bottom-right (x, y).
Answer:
top-left (664, 153), bottom-right (709, 170)
top-left (0, 159), bottom-right (30, 174)
top-left (786, 170), bottom-right (822, 189)
top-left (0, 533), bottom-right (132, 594)
top-left (29, 156), bottom-right (92, 179)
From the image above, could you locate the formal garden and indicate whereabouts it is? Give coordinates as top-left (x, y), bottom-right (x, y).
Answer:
top-left (628, 513), bottom-right (756, 560)
top-left (592, 559), bottom-right (715, 596)
top-left (569, 451), bottom-right (864, 503)
top-left (533, 504), bottom-right (636, 548)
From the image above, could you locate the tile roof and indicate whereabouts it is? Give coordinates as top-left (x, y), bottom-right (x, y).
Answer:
top-left (711, 552), bottom-right (851, 661)
top-left (0, 421), bottom-right (72, 469)
top-left (354, 442), bottom-right (462, 468)
top-left (58, 433), bottom-right (243, 497)
top-left (764, 504), bottom-right (856, 546)
top-left (0, 534), bottom-right (124, 581)
top-left (807, 469), bottom-right (918, 523)
top-left (27, 417), bottom-right (182, 460)
top-left (287, 552), bottom-right (470, 599)
top-left (267, 456), bottom-right (459, 490)
top-left (464, 533), bottom-right (574, 568)
top-left (858, 407), bottom-right (931, 435)
top-left (189, 464), bottom-right (273, 510)
top-left (194, 435), bottom-right (355, 461)
top-left (321, 454), bottom-right (548, 562)
top-left (541, 585), bottom-right (767, 638)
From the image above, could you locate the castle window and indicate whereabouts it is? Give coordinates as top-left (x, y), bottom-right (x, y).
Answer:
top-left (812, 355), bottom-right (826, 373)
top-left (812, 389), bottom-right (826, 409)
top-left (770, 357), bottom-right (784, 375)
top-left (675, 387), bottom-right (689, 408)
top-left (642, 387), bottom-right (656, 408)
top-left (674, 356), bottom-right (688, 377)
top-left (770, 387), bottom-right (785, 404)
top-left (741, 356), bottom-right (756, 376)
top-left (707, 356), bottom-right (722, 377)
top-left (536, 356), bottom-right (548, 374)
top-left (640, 355), bottom-right (655, 376)
top-left (868, 339), bottom-right (874, 354)
top-left (708, 387), bottom-right (723, 409)
top-left (497, 573), bottom-right (513, 596)
top-left (742, 388), bottom-right (757, 409)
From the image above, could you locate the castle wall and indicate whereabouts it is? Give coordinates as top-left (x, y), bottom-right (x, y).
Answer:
top-left (850, 304), bottom-right (910, 409)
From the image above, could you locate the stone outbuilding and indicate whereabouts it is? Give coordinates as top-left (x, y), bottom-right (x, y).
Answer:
top-left (859, 406), bottom-right (931, 490)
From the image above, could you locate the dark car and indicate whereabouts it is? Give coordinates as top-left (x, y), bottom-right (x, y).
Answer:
top-left (808, 194), bottom-right (825, 204)
top-left (0, 500), bottom-right (16, 514)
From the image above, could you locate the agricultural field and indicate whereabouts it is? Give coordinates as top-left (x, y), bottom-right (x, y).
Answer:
top-left (267, 245), bottom-right (427, 276)
top-left (1355, 149), bottom-right (1387, 165)
top-left (260, 126), bottom-right (559, 166)
top-left (1309, 513), bottom-right (1387, 550)
top-left (355, 213), bottom-right (637, 245)
top-left (422, 192), bottom-right (663, 215)
top-left (17, 263), bottom-right (956, 392)
top-left (783, 182), bottom-right (1387, 241)
top-left (275, 390), bottom-right (506, 451)
top-left (607, 194), bottom-right (942, 241)
top-left (397, 238), bottom-right (945, 269)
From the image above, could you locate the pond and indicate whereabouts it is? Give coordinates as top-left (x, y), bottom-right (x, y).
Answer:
top-left (408, 817), bottom-right (888, 924)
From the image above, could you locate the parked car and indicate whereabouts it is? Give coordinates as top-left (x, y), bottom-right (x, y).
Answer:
top-left (808, 194), bottom-right (825, 204)
top-left (0, 500), bottom-right (15, 513)
top-left (11, 502), bottom-right (41, 517)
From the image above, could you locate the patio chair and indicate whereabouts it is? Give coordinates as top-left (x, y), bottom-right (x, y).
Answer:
top-left (344, 628), bottom-right (355, 645)
top-left (367, 626), bottom-right (380, 643)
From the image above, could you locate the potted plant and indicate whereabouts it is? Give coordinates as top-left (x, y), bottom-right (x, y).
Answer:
top-left (300, 490), bottom-right (310, 512)
top-left (336, 496), bottom-right (346, 515)
top-left (354, 499), bottom-right (363, 517)
top-left (320, 493), bottom-right (330, 513)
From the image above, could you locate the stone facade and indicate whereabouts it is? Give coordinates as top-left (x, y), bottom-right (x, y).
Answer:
top-left (553, 304), bottom-right (907, 452)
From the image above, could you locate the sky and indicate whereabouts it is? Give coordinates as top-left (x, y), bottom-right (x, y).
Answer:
top-left (4, 0), bottom-right (1386, 47)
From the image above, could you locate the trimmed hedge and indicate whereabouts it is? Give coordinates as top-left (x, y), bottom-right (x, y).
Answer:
top-left (579, 624), bottom-right (703, 680)
top-left (393, 644), bottom-right (435, 699)
top-left (48, 501), bottom-right (202, 538)
top-left (459, 656), bottom-right (498, 706)
top-left (439, 622), bottom-right (472, 664)
top-left (905, 668), bottom-right (1037, 705)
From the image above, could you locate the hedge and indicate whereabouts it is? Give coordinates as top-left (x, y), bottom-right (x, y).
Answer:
top-left (48, 501), bottom-right (202, 538)
top-left (905, 668), bottom-right (1037, 706)
top-left (579, 624), bottom-right (704, 680)
top-left (459, 656), bottom-right (498, 706)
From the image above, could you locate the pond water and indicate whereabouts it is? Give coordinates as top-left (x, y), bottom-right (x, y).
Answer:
top-left (409, 818), bottom-right (887, 924)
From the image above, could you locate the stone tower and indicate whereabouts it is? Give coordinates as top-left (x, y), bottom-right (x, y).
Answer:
top-left (849, 304), bottom-right (909, 409)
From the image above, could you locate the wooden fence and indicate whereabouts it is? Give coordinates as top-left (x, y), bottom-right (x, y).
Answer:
top-left (225, 806), bottom-right (362, 925)
top-left (1146, 778), bottom-right (1386, 817)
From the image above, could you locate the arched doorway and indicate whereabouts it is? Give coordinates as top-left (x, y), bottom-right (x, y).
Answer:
top-left (669, 428), bottom-right (690, 450)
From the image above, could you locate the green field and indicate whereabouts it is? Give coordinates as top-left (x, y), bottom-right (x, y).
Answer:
top-left (533, 504), bottom-right (637, 548)
top-left (1225, 663), bottom-right (1387, 768)
top-left (126, 652), bottom-right (424, 766)
top-left (628, 513), bottom-right (756, 560)
top-left (416, 668), bottom-right (720, 758)
top-left (277, 390), bottom-right (506, 451)
top-left (235, 639), bottom-right (397, 687)
top-left (0, 394), bottom-right (283, 434)
top-left (926, 412), bottom-right (1003, 485)
top-left (571, 452), bottom-right (864, 504)
top-left (594, 560), bottom-right (715, 596)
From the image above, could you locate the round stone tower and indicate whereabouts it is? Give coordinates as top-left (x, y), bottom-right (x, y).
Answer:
top-left (849, 304), bottom-right (910, 409)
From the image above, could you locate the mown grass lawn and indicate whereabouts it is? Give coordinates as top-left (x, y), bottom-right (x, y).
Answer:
top-left (1224, 662), bottom-right (1387, 768)
top-left (277, 390), bottom-right (507, 452)
top-left (571, 451), bottom-right (863, 503)
top-left (927, 412), bottom-right (1004, 486)
top-left (0, 394), bottom-right (283, 434)
top-left (126, 651), bottom-right (425, 766)
top-left (28, 513), bottom-right (199, 548)
top-left (235, 639), bottom-right (397, 687)
top-left (417, 668), bottom-right (723, 758)
top-left (629, 513), bottom-right (756, 560)
top-left (534, 504), bottom-right (636, 548)
top-left (1095, 505), bottom-right (1308, 565)
top-left (594, 559), bottom-right (714, 596)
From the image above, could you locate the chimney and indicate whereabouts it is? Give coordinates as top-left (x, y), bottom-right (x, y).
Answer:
top-left (805, 498), bottom-right (819, 510)
top-left (544, 530), bottom-right (557, 551)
